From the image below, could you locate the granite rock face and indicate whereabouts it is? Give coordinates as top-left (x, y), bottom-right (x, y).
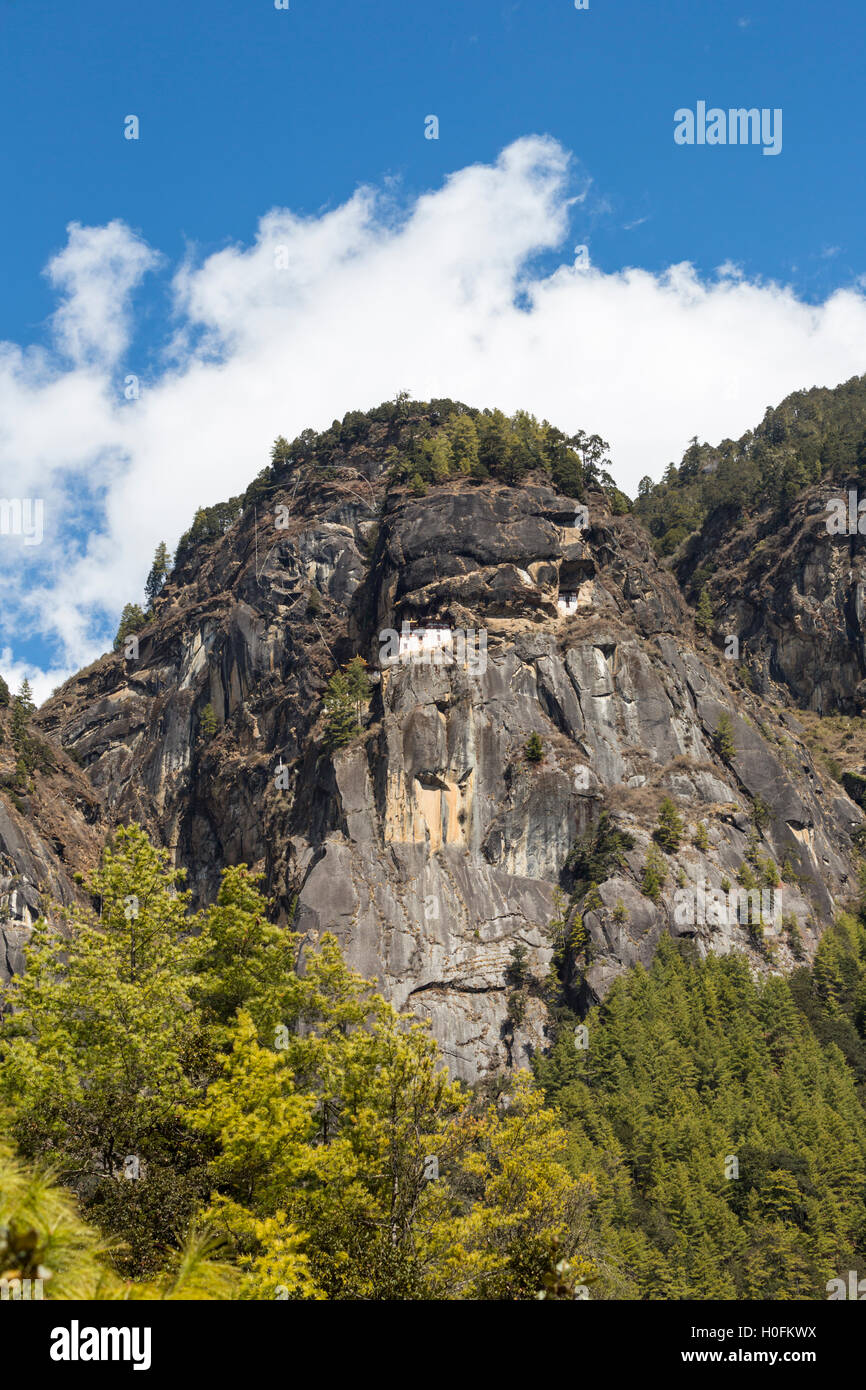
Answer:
top-left (677, 489), bottom-right (866, 716)
top-left (0, 711), bottom-right (104, 983)
top-left (23, 464), bottom-right (864, 1080)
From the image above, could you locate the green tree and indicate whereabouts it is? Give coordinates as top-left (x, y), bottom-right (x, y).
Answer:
top-left (10, 677), bottom-right (35, 748)
top-left (713, 712), bottom-right (736, 760)
top-left (321, 658), bottom-right (371, 751)
top-left (114, 603), bottom-right (147, 652)
top-left (144, 541), bottom-right (171, 606)
top-left (445, 414), bottom-right (480, 475)
top-left (695, 585), bottom-right (714, 634)
top-left (200, 703), bottom-right (218, 740)
top-left (344, 656), bottom-right (372, 724)
top-left (507, 940), bottom-right (530, 988)
top-left (9, 678), bottom-right (39, 781)
top-left (654, 797), bottom-right (685, 853)
top-left (192, 993), bottom-right (596, 1300)
top-left (524, 733), bottom-right (544, 764)
top-left (0, 672), bottom-right (10, 707)
top-left (0, 826), bottom-right (208, 1278)
top-left (641, 844), bottom-right (667, 901)
top-left (752, 794), bottom-right (772, 832)
top-left (270, 435), bottom-right (293, 468)
top-left (193, 865), bottom-right (302, 1045)
top-left (566, 812), bottom-right (635, 897)
top-left (322, 669), bottom-right (361, 756)
top-left (537, 933), bottom-right (866, 1300)
top-left (0, 1143), bottom-right (237, 1300)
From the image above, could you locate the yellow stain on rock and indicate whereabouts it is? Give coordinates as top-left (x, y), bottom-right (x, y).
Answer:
top-left (384, 768), bottom-right (473, 848)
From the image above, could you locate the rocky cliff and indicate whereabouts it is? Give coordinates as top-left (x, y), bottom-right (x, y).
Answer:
top-left (11, 404), bottom-right (858, 1081)
top-left (0, 702), bottom-right (104, 983)
top-left (677, 486), bottom-right (866, 717)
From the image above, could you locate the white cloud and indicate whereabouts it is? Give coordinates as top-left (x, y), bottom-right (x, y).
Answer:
top-left (1, 133), bottom-right (866, 695)
top-left (0, 647), bottom-right (75, 708)
top-left (46, 220), bottom-right (161, 368)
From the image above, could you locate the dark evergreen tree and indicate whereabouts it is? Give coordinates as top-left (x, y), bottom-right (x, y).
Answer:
top-left (144, 542), bottom-right (171, 606)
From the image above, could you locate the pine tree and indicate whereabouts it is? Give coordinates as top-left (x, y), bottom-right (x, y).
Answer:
top-left (200, 703), bottom-right (218, 740)
top-left (506, 940), bottom-right (529, 988)
top-left (0, 826), bottom-right (207, 1278)
top-left (144, 541), bottom-right (170, 606)
top-left (113, 603), bottom-right (147, 652)
top-left (525, 733), bottom-right (544, 764)
top-left (0, 1142), bottom-right (238, 1300)
top-left (641, 844), bottom-right (667, 901)
top-left (752, 794), bottom-right (772, 832)
top-left (10, 678), bottom-right (35, 747)
top-left (344, 656), bottom-right (372, 724)
top-left (654, 796), bottom-right (685, 853)
top-left (695, 585), bottom-right (714, 634)
top-left (10, 678), bottom-right (37, 777)
top-left (445, 414), bottom-right (480, 475)
top-left (270, 435), bottom-right (292, 468)
top-left (713, 712), bottom-right (736, 760)
top-left (322, 670), bottom-right (359, 751)
top-left (15, 676), bottom-right (34, 714)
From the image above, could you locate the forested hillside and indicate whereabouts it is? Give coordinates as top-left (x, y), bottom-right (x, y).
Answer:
top-left (634, 374), bottom-right (866, 556)
top-left (4, 825), bottom-right (866, 1300)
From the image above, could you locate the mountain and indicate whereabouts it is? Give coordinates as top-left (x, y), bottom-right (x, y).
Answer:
top-left (0, 691), bottom-right (103, 983)
top-left (6, 397), bottom-right (859, 1082)
top-left (636, 375), bottom-right (866, 716)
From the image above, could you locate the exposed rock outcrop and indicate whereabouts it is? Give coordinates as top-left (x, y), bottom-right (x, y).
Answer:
top-left (29, 445), bottom-right (863, 1080)
top-left (0, 707), bottom-right (104, 982)
top-left (676, 489), bottom-right (866, 715)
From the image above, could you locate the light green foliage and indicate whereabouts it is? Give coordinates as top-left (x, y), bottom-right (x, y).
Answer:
top-left (0, 1143), bottom-right (237, 1300)
top-left (113, 603), bottom-right (147, 652)
top-left (322, 657), bottom-right (371, 751)
top-left (641, 844), bottom-right (667, 901)
top-left (444, 412), bottom-right (480, 474)
top-left (695, 585), bottom-right (714, 634)
top-left (199, 702), bottom-right (218, 740)
top-left (0, 822), bottom-right (601, 1300)
top-left (193, 1012), bottom-right (596, 1300)
top-left (714, 712), bottom-right (736, 760)
top-left (524, 732), bottom-right (544, 764)
top-left (270, 435), bottom-right (292, 468)
top-left (654, 796), bottom-right (685, 853)
top-left (6, 815), bottom-right (866, 1302)
top-left (0, 827), bottom-right (208, 1276)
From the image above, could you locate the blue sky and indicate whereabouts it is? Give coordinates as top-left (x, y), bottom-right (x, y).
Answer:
top-left (1, 0), bottom-right (864, 694)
